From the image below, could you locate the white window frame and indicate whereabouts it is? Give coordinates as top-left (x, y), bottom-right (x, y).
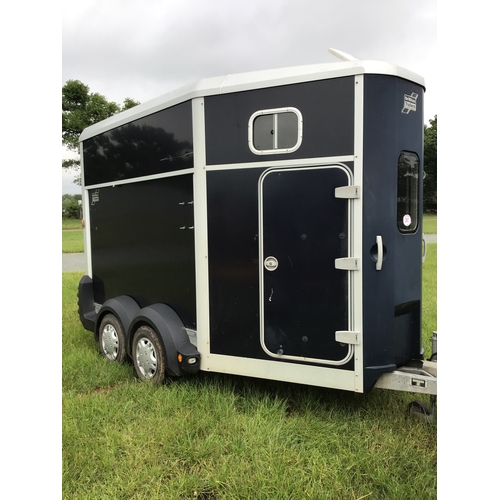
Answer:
top-left (248, 107), bottom-right (303, 155)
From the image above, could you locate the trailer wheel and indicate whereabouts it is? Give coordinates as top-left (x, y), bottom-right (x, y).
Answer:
top-left (132, 325), bottom-right (166, 384)
top-left (98, 314), bottom-right (127, 363)
top-left (408, 400), bottom-right (434, 422)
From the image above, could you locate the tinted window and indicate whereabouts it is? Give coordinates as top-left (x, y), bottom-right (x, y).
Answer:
top-left (253, 114), bottom-right (274, 151)
top-left (250, 108), bottom-right (302, 154)
top-left (397, 151), bottom-right (419, 233)
top-left (277, 112), bottom-right (298, 149)
top-left (83, 101), bottom-right (193, 186)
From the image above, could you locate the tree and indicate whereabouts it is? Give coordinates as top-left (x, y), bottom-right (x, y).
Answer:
top-left (423, 115), bottom-right (437, 212)
top-left (62, 194), bottom-right (82, 219)
top-left (122, 97), bottom-right (141, 111)
top-left (62, 80), bottom-right (140, 170)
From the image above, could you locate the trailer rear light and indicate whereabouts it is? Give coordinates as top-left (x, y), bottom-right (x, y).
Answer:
top-left (178, 353), bottom-right (198, 365)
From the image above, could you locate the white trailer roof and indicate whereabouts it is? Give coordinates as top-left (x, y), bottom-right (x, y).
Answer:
top-left (79, 57), bottom-right (425, 142)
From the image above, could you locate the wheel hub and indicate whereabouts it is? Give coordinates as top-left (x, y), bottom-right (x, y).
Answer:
top-left (135, 338), bottom-right (158, 378)
top-left (102, 324), bottom-right (119, 360)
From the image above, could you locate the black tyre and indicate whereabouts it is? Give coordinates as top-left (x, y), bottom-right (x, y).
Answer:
top-left (132, 325), bottom-right (166, 384)
top-left (408, 400), bottom-right (429, 412)
top-left (408, 400), bottom-right (434, 423)
top-left (98, 314), bottom-right (127, 363)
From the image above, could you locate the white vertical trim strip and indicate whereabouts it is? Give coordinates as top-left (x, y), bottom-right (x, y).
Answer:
top-left (192, 98), bottom-right (211, 367)
top-left (79, 142), bottom-right (92, 277)
top-left (273, 113), bottom-right (278, 149)
top-left (353, 74), bottom-right (365, 392)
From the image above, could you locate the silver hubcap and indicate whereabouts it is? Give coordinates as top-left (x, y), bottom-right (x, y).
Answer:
top-left (102, 324), bottom-right (119, 360)
top-left (135, 338), bottom-right (157, 378)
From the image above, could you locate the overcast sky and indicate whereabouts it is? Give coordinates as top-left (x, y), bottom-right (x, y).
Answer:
top-left (62, 0), bottom-right (437, 194)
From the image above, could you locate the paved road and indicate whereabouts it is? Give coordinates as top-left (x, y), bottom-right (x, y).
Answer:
top-left (63, 253), bottom-right (86, 272)
top-left (62, 234), bottom-right (437, 272)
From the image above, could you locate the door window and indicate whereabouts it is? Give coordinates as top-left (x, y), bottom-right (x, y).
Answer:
top-left (397, 151), bottom-right (419, 233)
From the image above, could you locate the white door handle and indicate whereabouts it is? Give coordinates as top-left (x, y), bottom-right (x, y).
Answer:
top-left (376, 235), bottom-right (383, 271)
top-left (422, 234), bottom-right (427, 264)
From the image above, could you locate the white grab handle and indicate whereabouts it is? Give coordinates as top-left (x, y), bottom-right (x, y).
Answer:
top-left (376, 235), bottom-right (383, 271)
top-left (422, 234), bottom-right (427, 264)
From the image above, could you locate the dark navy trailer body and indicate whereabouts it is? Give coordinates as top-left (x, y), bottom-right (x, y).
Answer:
top-left (78, 56), bottom-right (430, 393)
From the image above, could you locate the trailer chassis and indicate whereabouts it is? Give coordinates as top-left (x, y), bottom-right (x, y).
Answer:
top-left (375, 331), bottom-right (437, 422)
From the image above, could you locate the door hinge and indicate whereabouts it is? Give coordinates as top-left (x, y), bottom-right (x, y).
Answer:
top-left (335, 257), bottom-right (360, 271)
top-left (335, 185), bottom-right (360, 199)
top-left (335, 331), bottom-right (360, 345)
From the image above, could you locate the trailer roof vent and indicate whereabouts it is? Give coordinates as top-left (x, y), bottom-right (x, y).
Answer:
top-left (328, 48), bottom-right (359, 61)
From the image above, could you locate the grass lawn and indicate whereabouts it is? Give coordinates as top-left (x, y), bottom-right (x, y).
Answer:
top-left (63, 219), bottom-right (83, 230)
top-left (62, 244), bottom-right (437, 499)
top-left (423, 213), bottom-right (437, 235)
top-left (62, 219), bottom-right (83, 253)
top-left (62, 229), bottom-right (84, 253)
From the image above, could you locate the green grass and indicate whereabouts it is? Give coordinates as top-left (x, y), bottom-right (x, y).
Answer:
top-left (63, 246), bottom-right (437, 500)
top-left (422, 244), bottom-right (437, 346)
top-left (62, 229), bottom-right (84, 253)
top-left (63, 219), bottom-right (83, 230)
top-left (62, 219), bottom-right (83, 254)
top-left (422, 213), bottom-right (437, 235)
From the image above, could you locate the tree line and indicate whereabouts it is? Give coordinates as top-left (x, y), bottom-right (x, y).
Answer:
top-left (62, 81), bottom-right (437, 214)
top-left (423, 115), bottom-right (437, 212)
top-left (62, 193), bottom-right (82, 219)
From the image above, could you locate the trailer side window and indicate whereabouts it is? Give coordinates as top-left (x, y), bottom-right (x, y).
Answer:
top-left (249, 107), bottom-right (303, 155)
top-left (397, 151), bottom-right (419, 233)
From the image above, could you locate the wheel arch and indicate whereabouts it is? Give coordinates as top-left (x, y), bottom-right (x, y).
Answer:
top-left (128, 303), bottom-right (200, 377)
top-left (95, 295), bottom-right (141, 345)
top-left (78, 275), bottom-right (97, 332)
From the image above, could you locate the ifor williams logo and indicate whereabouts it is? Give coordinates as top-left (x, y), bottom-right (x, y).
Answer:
top-left (401, 92), bottom-right (418, 114)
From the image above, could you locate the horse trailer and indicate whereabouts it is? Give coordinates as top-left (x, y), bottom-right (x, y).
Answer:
top-left (77, 50), bottom-right (437, 414)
